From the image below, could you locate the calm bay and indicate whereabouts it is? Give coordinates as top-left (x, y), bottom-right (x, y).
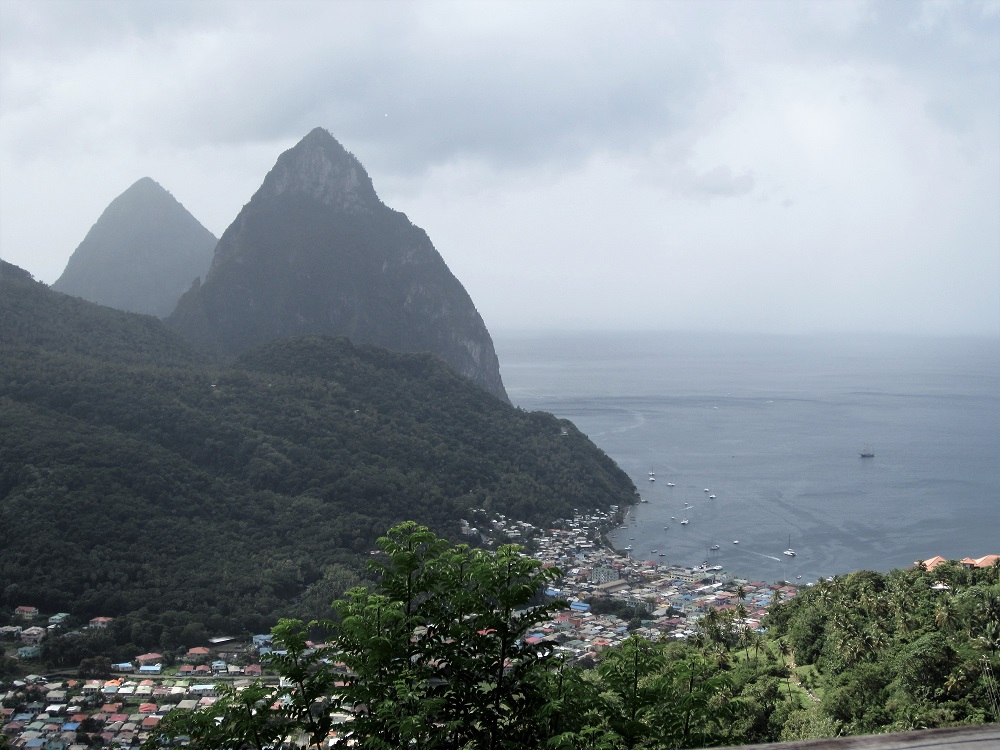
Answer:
top-left (496, 331), bottom-right (1000, 584)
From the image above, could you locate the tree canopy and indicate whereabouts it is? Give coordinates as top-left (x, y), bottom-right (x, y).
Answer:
top-left (1, 263), bottom-right (636, 643)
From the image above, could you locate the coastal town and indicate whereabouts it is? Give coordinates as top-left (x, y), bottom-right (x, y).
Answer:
top-left (6, 507), bottom-right (994, 749)
top-left (1, 507), bottom-right (802, 749)
top-left (471, 507), bottom-right (797, 650)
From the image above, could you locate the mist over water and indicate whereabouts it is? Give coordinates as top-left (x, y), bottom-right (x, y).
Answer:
top-left (496, 331), bottom-right (1000, 585)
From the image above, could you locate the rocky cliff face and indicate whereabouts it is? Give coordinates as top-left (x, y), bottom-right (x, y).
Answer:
top-left (52, 177), bottom-right (217, 317)
top-left (168, 128), bottom-right (508, 402)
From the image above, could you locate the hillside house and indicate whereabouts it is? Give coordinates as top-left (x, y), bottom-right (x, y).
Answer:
top-left (17, 646), bottom-right (41, 660)
top-left (961, 554), bottom-right (1000, 569)
top-left (20, 627), bottom-right (46, 645)
top-left (14, 606), bottom-right (39, 620)
top-left (184, 646), bottom-right (211, 661)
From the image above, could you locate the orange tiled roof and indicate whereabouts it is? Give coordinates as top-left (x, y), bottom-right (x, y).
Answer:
top-left (917, 555), bottom-right (949, 571)
top-left (918, 554), bottom-right (999, 571)
top-left (961, 554), bottom-right (1000, 568)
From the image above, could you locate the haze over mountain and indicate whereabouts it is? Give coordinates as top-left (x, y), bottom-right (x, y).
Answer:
top-left (167, 128), bottom-right (508, 402)
top-left (52, 177), bottom-right (217, 318)
top-left (1, 257), bottom-right (635, 634)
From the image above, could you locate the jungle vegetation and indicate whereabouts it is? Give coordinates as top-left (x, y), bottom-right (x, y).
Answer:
top-left (146, 524), bottom-right (1000, 749)
top-left (0, 261), bottom-right (635, 644)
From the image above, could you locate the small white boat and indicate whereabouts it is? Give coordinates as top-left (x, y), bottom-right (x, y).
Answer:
top-left (710, 544), bottom-right (720, 551)
top-left (667, 482), bottom-right (675, 487)
top-left (708, 494), bottom-right (716, 499)
top-left (704, 488), bottom-right (710, 493)
top-left (680, 518), bottom-right (689, 525)
top-left (783, 534), bottom-right (796, 557)
top-left (733, 540), bottom-right (739, 544)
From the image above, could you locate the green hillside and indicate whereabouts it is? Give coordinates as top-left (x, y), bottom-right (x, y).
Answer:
top-left (0, 261), bottom-right (635, 645)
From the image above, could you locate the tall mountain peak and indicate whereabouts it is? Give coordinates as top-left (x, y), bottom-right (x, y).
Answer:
top-left (259, 127), bottom-right (378, 213)
top-left (168, 129), bottom-right (508, 402)
top-left (53, 178), bottom-right (217, 318)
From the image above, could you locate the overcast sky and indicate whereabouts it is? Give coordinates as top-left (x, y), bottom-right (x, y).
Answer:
top-left (1, 0), bottom-right (998, 336)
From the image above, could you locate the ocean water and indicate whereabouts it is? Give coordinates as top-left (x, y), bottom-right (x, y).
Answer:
top-left (495, 331), bottom-right (1000, 585)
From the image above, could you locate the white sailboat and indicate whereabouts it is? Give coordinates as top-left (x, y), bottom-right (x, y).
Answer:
top-left (783, 533), bottom-right (797, 557)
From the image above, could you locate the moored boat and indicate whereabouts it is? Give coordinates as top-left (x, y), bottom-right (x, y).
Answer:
top-left (783, 533), bottom-right (797, 556)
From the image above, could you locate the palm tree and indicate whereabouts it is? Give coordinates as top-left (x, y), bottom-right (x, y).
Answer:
top-left (977, 590), bottom-right (1000, 631)
top-left (861, 625), bottom-right (889, 660)
top-left (973, 620), bottom-right (1000, 654)
top-left (934, 596), bottom-right (955, 632)
top-left (776, 638), bottom-right (794, 698)
top-left (768, 587), bottom-right (784, 609)
top-left (708, 640), bottom-right (731, 669)
top-left (736, 602), bottom-right (751, 661)
top-left (944, 667), bottom-right (967, 696)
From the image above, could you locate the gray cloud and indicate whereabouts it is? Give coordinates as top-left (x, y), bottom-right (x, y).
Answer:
top-left (1, 0), bottom-right (997, 336)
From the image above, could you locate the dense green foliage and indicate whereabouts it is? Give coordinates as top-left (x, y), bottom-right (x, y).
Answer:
top-left (767, 561), bottom-right (1000, 736)
top-left (149, 530), bottom-right (1000, 748)
top-left (0, 262), bottom-right (635, 644)
top-left (6, 261), bottom-right (997, 746)
top-left (147, 524), bottom-right (756, 750)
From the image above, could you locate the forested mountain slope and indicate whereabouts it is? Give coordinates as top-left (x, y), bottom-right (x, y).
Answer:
top-left (0, 261), bottom-right (635, 643)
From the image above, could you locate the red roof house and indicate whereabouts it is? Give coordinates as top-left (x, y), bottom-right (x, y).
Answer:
top-left (961, 554), bottom-right (1000, 569)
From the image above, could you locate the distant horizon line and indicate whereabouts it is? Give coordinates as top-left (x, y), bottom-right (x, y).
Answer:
top-left (3, 255), bottom-right (996, 341)
top-left (491, 327), bottom-right (1000, 341)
